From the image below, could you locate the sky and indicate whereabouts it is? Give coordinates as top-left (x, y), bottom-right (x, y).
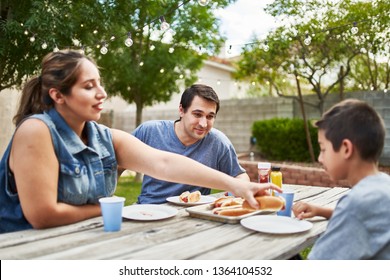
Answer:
top-left (215, 0), bottom-right (279, 57)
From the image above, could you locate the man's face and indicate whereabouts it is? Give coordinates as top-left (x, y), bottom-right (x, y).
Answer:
top-left (177, 95), bottom-right (217, 145)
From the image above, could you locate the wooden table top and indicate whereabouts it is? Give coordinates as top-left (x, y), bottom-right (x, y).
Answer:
top-left (0, 184), bottom-right (349, 260)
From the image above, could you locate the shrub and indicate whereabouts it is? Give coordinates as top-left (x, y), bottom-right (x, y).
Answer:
top-left (252, 118), bottom-right (320, 162)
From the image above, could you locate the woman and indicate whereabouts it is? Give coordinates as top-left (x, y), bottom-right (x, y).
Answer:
top-left (0, 50), bottom-right (280, 233)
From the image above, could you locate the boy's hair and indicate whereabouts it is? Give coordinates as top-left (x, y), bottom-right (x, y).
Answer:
top-left (315, 99), bottom-right (385, 162)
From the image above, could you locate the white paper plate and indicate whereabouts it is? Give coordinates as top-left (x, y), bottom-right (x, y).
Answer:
top-left (122, 204), bottom-right (178, 221)
top-left (166, 195), bottom-right (216, 206)
top-left (240, 215), bottom-right (313, 234)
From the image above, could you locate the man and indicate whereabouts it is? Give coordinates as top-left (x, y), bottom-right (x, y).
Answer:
top-left (133, 84), bottom-right (249, 204)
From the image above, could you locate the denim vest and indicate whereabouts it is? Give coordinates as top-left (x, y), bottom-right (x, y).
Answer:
top-left (0, 108), bottom-right (117, 233)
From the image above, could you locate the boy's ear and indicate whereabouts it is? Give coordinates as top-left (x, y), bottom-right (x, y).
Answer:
top-left (341, 139), bottom-right (354, 159)
top-left (48, 88), bottom-right (65, 104)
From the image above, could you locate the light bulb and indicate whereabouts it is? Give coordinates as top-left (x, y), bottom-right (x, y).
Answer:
top-left (41, 42), bottom-right (47, 49)
top-left (160, 16), bottom-right (170, 31)
top-left (160, 68), bottom-right (165, 73)
top-left (351, 22), bottom-right (359, 35)
top-left (169, 47), bottom-right (174, 53)
top-left (53, 46), bottom-right (59, 52)
top-left (304, 35), bottom-right (311, 46)
top-left (198, 0), bottom-right (210, 6)
top-left (125, 38), bottom-right (133, 47)
top-left (100, 45), bottom-right (108, 55)
top-left (227, 45), bottom-right (232, 54)
top-left (150, 45), bottom-right (155, 51)
top-left (263, 44), bottom-right (269, 52)
top-left (139, 62), bottom-right (144, 66)
top-left (24, 30), bottom-right (28, 35)
top-left (30, 36), bottom-right (35, 42)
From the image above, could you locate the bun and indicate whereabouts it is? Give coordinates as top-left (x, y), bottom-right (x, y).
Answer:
top-left (217, 208), bottom-right (255, 216)
top-left (242, 195), bottom-right (285, 211)
top-left (188, 191), bottom-right (201, 203)
top-left (179, 190), bottom-right (201, 203)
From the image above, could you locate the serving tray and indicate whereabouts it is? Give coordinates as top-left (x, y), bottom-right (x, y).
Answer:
top-left (185, 203), bottom-right (274, 224)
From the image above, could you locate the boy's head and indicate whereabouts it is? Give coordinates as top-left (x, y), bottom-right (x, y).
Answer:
top-left (315, 99), bottom-right (385, 163)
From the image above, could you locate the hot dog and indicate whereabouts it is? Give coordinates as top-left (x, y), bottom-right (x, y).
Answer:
top-left (179, 190), bottom-right (201, 203)
top-left (242, 195), bottom-right (285, 211)
top-left (213, 197), bottom-right (243, 208)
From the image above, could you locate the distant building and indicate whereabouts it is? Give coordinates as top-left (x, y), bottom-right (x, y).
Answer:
top-left (103, 56), bottom-right (250, 113)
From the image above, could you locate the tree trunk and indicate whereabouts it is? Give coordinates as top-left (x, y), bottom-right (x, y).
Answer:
top-left (295, 71), bottom-right (316, 163)
top-left (339, 65), bottom-right (344, 101)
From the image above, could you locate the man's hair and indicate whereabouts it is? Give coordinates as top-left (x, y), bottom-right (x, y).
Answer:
top-left (315, 99), bottom-right (385, 162)
top-left (179, 84), bottom-right (220, 113)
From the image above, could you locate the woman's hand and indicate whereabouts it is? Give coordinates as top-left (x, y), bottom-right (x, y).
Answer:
top-left (233, 181), bottom-right (282, 209)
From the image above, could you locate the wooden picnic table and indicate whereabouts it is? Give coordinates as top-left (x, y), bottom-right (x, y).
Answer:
top-left (0, 184), bottom-right (349, 260)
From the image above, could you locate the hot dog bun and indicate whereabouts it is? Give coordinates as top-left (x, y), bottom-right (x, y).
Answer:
top-left (242, 195), bottom-right (285, 211)
top-left (217, 208), bottom-right (255, 216)
top-left (179, 190), bottom-right (201, 203)
top-left (188, 190), bottom-right (201, 203)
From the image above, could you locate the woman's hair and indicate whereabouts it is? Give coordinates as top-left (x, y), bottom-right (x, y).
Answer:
top-left (13, 50), bottom-right (97, 126)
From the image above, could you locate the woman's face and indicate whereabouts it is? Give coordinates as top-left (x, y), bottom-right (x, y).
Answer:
top-left (59, 59), bottom-right (107, 123)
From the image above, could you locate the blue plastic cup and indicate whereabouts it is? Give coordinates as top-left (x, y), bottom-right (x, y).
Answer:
top-left (99, 196), bottom-right (125, 232)
top-left (276, 190), bottom-right (295, 217)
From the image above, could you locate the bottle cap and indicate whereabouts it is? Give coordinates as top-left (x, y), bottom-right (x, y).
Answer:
top-left (258, 162), bottom-right (271, 169)
top-left (271, 166), bottom-right (281, 171)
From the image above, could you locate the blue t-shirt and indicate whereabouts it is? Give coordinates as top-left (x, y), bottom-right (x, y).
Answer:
top-left (309, 172), bottom-right (390, 259)
top-left (0, 108), bottom-right (117, 233)
top-left (133, 120), bottom-right (245, 204)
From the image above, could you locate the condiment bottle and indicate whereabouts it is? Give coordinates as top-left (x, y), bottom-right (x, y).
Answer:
top-left (270, 166), bottom-right (283, 195)
top-left (257, 162), bottom-right (271, 183)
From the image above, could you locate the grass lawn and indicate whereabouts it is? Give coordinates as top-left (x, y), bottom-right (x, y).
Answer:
top-left (114, 175), bottom-right (221, 206)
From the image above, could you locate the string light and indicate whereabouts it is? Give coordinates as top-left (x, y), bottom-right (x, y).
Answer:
top-left (262, 41), bottom-right (269, 52)
top-left (14, 1), bottom-right (382, 59)
top-left (100, 42), bottom-right (108, 55)
top-left (227, 45), bottom-right (232, 54)
top-left (198, 0), bottom-right (210, 6)
top-left (41, 42), bottom-right (47, 49)
top-left (124, 32), bottom-right (133, 47)
top-left (304, 34), bottom-right (311, 45)
top-left (159, 16), bottom-right (170, 31)
top-left (351, 22), bottom-right (359, 34)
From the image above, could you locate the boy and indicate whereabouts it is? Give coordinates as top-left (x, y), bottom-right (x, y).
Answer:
top-left (292, 99), bottom-right (390, 259)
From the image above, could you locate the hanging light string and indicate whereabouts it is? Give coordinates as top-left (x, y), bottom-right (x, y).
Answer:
top-left (226, 17), bottom-right (385, 54)
top-left (17, 0), bottom-right (210, 54)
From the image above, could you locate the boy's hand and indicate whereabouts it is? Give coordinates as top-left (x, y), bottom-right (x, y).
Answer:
top-left (292, 201), bottom-right (317, 219)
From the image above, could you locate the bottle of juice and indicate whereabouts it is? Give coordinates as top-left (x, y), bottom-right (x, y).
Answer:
top-left (270, 166), bottom-right (283, 195)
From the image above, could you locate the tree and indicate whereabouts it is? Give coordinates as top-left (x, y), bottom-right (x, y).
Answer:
top-left (0, 0), bottom-right (108, 92)
top-left (91, 0), bottom-right (235, 127)
top-left (237, 0), bottom-right (390, 114)
top-left (1, 0), bottom-right (237, 129)
top-left (235, 0), bottom-right (390, 163)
